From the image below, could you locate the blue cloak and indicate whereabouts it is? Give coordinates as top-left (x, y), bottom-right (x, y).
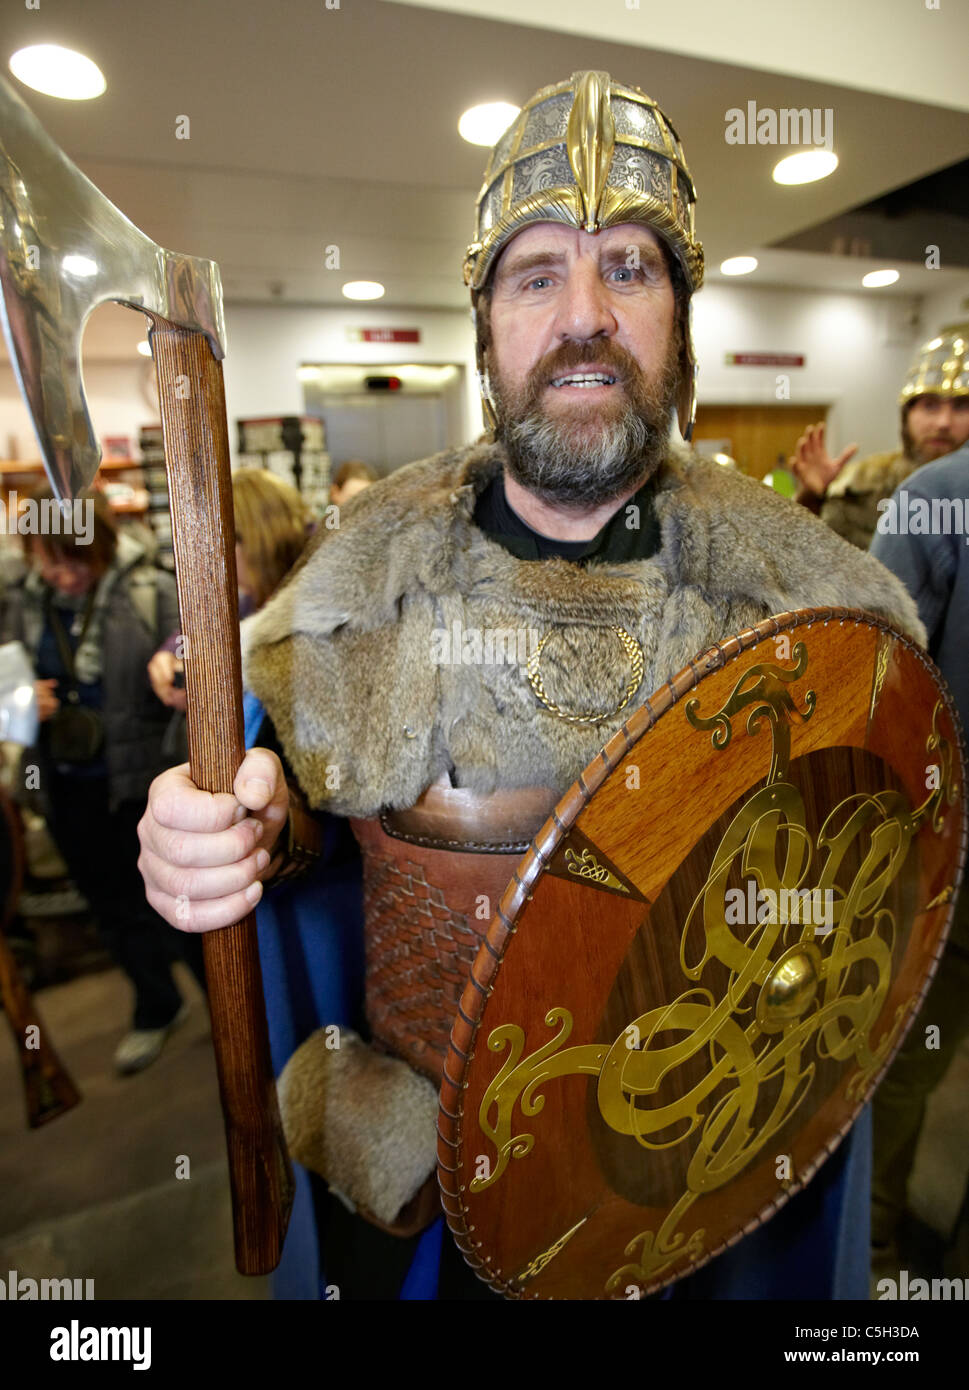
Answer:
top-left (245, 693), bottom-right (871, 1301)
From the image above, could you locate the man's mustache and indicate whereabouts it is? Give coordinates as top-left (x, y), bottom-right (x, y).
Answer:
top-left (517, 347), bottom-right (653, 413)
top-left (531, 341), bottom-right (638, 387)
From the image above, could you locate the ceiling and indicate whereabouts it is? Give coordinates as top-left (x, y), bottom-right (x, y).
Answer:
top-left (387, 0), bottom-right (969, 114)
top-left (2, 0), bottom-right (969, 359)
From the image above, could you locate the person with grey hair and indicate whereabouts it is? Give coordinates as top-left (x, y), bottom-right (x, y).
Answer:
top-left (138, 72), bottom-right (924, 1301)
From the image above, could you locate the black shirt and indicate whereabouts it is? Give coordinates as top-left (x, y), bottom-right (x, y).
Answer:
top-left (472, 470), bottom-right (661, 564)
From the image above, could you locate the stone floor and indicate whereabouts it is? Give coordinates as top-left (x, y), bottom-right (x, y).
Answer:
top-left (1, 958), bottom-right (966, 1301)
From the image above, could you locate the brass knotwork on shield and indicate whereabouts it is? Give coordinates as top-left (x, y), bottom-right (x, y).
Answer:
top-left (514, 1215), bottom-right (589, 1287)
top-left (566, 847), bottom-right (628, 891)
top-left (684, 641), bottom-right (815, 785)
top-left (546, 826), bottom-right (646, 900)
top-left (469, 645), bottom-right (960, 1293)
top-left (469, 1008), bottom-right (610, 1195)
top-left (866, 631), bottom-right (892, 736)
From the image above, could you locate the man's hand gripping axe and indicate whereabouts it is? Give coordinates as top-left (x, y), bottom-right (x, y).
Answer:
top-left (0, 75), bottom-right (293, 1273)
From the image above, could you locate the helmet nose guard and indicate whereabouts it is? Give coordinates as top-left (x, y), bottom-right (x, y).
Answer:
top-left (464, 70), bottom-right (704, 440)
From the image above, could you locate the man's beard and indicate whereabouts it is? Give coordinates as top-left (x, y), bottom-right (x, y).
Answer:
top-left (491, 337), bottom-right (681, 507)
top-left (902, 421), bottom-right (958, 466)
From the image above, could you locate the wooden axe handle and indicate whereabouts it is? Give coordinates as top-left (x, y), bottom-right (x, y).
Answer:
top-left (0, 788), bottom-right (81, 1127)
top-left (148, 322), bottom-right (293, 1275)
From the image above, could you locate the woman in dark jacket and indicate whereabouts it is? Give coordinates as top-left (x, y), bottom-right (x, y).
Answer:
top-left (0, 488), bottom-right (204, 1073)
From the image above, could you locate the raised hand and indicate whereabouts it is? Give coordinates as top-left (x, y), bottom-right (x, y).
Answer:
top-left (789, 423), bottom-right (858, 498)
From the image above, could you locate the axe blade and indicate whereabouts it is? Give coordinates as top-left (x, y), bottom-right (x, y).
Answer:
top-left (0, 74), bottom-right (225, 500)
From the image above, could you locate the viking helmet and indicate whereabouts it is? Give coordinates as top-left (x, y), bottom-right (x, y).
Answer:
top-left (899, 322), bottom-right (969, 411)
top-left (464, 71), bottom-right (704, 439)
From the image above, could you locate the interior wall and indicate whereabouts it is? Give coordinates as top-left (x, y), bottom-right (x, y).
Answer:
top-left (222, 303), bottom-right (481, 465)
top-left (0, 360), bottom-right (153, 467)
top-left (1, 282), bottom-right (955, 472)
top-left (918, 276), bottom-right (969, 339)
top-left (691, 283), bottom-right (923, 460)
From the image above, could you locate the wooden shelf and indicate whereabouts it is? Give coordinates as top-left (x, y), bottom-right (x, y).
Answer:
top-left (0, 458), bottom-right (146, 474)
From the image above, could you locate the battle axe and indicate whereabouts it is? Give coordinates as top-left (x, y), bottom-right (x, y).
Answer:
top-left (0, 75), bottom-right (293, 1273)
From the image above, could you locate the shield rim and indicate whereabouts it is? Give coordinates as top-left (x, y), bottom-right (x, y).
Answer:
top-left (436, 606), bottom-right (969, 1298)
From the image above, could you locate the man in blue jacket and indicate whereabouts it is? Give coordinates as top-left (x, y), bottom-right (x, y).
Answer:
top-left (870, 410), bottom-right (969, 1269)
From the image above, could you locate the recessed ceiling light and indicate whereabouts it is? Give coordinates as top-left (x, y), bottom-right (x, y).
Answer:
top-left (862, 269), bottom-right (900, 288)
top-left (720, 256), bottom-right (758, 276)
top-left (458, 101), bottom-right (521, 147)
top-left (772, 150), bottom-right (839, 185)
top-left (61, 254), bottom-right (97, 277)
top-left (9, 45), bottom-right (106, 100)
top-left (342, 281), bottom-right (385, 301)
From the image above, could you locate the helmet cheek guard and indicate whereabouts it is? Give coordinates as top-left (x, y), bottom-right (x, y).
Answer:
top-left (464, 71), bottom-right (704, 440)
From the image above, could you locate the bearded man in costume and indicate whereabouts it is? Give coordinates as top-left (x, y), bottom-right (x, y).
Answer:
top-left (138, 72), bottom-right (926, 1301)
top-left (790, 324), bottom-right (969, 550)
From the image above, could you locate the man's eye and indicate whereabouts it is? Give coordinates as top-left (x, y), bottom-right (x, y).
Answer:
top-left (525, 276), bottom-right (553, 290)
top-left (609, 267), bottom-right (639, 283)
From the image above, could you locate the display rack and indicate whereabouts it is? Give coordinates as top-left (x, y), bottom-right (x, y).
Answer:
top-left (236, 415), bottom-right (331, 516)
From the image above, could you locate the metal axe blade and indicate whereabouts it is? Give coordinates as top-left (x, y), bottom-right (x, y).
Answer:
top-left (0, 73), bottom-right (224, 500)
top-left (0, 73), bottom-right (293, 1275)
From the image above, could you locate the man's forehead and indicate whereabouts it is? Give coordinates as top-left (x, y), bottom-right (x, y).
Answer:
top-left (494, 222), bottom-right (665, 273)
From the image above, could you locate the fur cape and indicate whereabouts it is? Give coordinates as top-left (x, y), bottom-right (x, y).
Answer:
top-left (245, 440), bottom-right (925, 818)
top-left (825, 448), bottom-right (912, 500)
top-left (820, 449), bottom-right (921, 552)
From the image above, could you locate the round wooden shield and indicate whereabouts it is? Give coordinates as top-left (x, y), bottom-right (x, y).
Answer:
top-left (437, 609), bottom-right (967, 1299)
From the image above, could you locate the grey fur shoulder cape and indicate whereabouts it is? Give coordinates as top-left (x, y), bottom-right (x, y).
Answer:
top-left (245, 440), bottom-right (925, 817)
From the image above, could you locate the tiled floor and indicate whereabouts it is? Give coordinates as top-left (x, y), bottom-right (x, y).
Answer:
top-left (1, 960), bottom-right (966, 1300)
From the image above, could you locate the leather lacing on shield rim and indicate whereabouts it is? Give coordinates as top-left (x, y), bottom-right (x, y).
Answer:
top-left (435, 606), bottom-right (969, 1299)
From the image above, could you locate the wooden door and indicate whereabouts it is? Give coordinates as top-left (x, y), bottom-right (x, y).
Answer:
top-left (693, 404), bottom-right (828, 480)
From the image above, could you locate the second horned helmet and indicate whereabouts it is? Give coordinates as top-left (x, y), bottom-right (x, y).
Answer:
top-left (464, 70), bottom-right (704, 439)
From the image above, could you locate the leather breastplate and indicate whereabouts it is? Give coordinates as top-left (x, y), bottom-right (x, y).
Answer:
top-left (350, 779), bottom-right (557, 1083)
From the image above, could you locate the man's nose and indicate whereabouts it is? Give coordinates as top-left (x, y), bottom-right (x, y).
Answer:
top-left (553, 265), bottom-right (617, 341)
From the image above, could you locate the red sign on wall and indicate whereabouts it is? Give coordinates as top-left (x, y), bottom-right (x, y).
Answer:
top-left (725, 352), bottom-right (805, 367)
top-left (347, 328), bottom-right (421, 343)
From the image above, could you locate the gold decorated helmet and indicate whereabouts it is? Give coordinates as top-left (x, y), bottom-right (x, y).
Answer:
top-left (899, 322), bottom-right (969, 410)
top-left (464, 70), bottom-right (704, 439)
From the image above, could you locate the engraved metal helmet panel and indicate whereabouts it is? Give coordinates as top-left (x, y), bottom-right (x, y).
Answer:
top-left (464, 71), bottom-right (703, 295)
top-left (899, 322), bottom-right (969, 406)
